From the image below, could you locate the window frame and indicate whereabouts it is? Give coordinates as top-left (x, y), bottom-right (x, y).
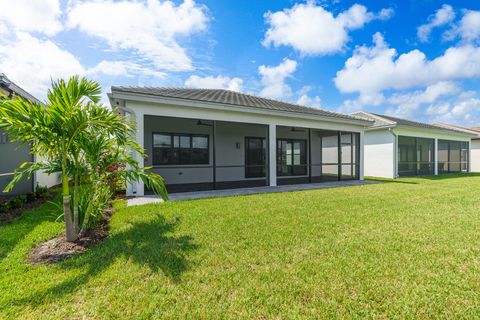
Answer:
top-left (152, 132), bottom-right (209, 166)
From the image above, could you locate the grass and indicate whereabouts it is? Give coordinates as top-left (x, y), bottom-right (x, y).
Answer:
top-left (1, 174), bottom-right (480, 318)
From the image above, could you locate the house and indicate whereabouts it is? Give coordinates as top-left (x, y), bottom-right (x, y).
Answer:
top-left (433, 123), bottom-right (480, 173)
top-left (352, 112), bottom-right (476, 178)
top-left (0, 74), bottom-right (38, 196)
top-left (108, 87), bottom-right (373, 196)
top-left (0, 73), bottom-right (60, 196)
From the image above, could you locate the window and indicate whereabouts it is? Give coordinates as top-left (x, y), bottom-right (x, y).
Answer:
top-left (438, 140), bottom-right (469, 173)
top-left (397, 136), bottom-right (434, 176)
top-left (245, 137), bottom-right (266, 178)
top-left (152, 133), bottom-right (209, 165)
top-left (277, 139), bottom-right (306, 176)
top-left (0, 132), bottom-right (8, 144)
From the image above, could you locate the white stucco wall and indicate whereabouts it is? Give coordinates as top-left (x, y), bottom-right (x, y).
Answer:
top-left (363, 130), bottom-right (395, 178)
top-left (471, 140), bottom-right (480, 172)
top-left (35, 171), bottom-right (61, 189)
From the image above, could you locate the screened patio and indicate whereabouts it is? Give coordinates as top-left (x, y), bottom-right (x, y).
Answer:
top-left (145, 115), bottom-right (361, 193)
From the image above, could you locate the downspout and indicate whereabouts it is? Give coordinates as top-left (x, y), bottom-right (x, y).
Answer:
top-left (388, 128), bottom-right (398, 178)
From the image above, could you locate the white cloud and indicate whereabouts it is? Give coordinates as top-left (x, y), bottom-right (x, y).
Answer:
top-left (296, 86), bottom-right (321, 108)
top-left (417, 4), bottom-right (455, 42)
top-left (388, 81), bottom-right (459, 111)
top-left (378, 8), bottom-right (395, 20)
top-left (67, 0), bottom-right (209, 71)
top-left (87, 60), bottom-right (166, 78)
top-left (334, 33), bottom-right (480, 97)
top-left (0, 32), bottom-right (85, 99)
top-left (445, 9), bottom-right (480, 43)
top-left (0, 0), bottom-right (62, 36)
top-left (426, 103), bottom-right (450, 115)
top-left (386, 83), bottom-right (459, 119)
top-left (338, 81), bottom-right (460, 116)
top-left (185, 75), bottom-right (243, 92)
top-left (263, 3), bottom-right (390, 56)
top-left (258, 58), bottom-right (297, 99)
top-left (429, 94), bottom-right (480, 125)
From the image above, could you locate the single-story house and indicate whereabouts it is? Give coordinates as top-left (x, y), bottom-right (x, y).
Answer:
top-left (352, 112), bottom-right (476, 178)
top-left (0, 73), bottom-right (60, 196)
top-left (108, 87), bottom-right (373, 196)
top-left (433, 123), bottom-right (480, 173)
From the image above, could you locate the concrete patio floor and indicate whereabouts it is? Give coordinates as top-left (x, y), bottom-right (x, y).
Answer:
top-left (127, 180), bottom-right (379, 206)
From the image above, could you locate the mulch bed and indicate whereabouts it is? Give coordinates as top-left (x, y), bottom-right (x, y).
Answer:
top-left (0, 193), bottom-right (56, 225)
top-left (29, 208), bottom-right (113, 264)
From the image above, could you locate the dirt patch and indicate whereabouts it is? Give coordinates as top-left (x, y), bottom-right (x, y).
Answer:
top-left (0, 193), bottom-right (56, 225)
top-left (29, 208), bottom-right (112, 264)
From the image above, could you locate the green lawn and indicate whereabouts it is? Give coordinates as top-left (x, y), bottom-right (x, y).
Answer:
top-left (1, 175), bottom-right (480, 318)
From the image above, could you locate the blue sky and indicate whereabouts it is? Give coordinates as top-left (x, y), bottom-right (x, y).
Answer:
top-left (0, 0), bottom-right (479, 125)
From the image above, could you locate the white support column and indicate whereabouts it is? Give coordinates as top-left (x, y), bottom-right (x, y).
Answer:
top-left (126, 111), bottom-right (145, 196)
top-left (468, 140), bottom-right (472, 173)
top-left (268, 124), bottom-right (277, 186)
top-left (434, 138), bottom-right (439, 175)
top-left (359, 131), bottom-right (365, 180)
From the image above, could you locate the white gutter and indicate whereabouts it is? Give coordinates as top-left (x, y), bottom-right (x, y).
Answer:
top-left (388, 128), bottom-right (398, 178)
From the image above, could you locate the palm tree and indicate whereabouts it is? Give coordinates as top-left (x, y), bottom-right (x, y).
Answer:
top-left (0, 76), bottom-right (168, 242)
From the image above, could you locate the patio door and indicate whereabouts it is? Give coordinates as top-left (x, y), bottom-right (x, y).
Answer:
top-left (245, 137), bottom-right (266, 178)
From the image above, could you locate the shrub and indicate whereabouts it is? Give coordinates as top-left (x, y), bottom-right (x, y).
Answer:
top-left (26, 192), bottom-right (36, 203)
top-left (8, 195), bottom-right (27, 209)
top-left (35, 186), bottom-right (49, 199)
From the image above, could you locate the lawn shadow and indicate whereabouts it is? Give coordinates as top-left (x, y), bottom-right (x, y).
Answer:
top-left (415, 173), bottom-right (480, 181)
top-left (365, 177), bottom-right (418, 184)
top-left (7, 214), bottom-right (198, 309)
top-left (0, 198), bottom-right (61, 261)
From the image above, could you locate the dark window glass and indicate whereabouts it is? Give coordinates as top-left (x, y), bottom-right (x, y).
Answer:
top-left (0, 132), bottom-right (9, 144)
top-left (398, 136), bottom-right (434, 176)
top-left (245, 137), bottom-right (266, 178)
top-left (152, 133), bottom-right (209, 165)
top-left (277, 139), bottom-right (306, 176)
top-left (192, 136), bottom-right (208, 149)
top-left (154, 134), bottom-right (171, 148)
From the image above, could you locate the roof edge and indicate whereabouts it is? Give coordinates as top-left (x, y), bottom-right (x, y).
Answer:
top-left (110, 87), bottom-right (374, 126)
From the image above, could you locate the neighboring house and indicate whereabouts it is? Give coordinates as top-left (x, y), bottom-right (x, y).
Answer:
top-left (0, 73), bottom-right (60, 196)
top-left (0, 73), bottom-right (38, 196)
top-left (108, 87), bottom-right (373, 195)
top-left (433, 123), bottom-right (480, 173)
top-left (352, 112), bottom-right (476, 178)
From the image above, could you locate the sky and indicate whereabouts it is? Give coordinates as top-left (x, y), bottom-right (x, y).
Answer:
top-left (0, 0), bottom-right (480, 126)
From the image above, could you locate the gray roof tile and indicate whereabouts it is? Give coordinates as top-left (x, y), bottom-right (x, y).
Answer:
top-left (111, 87), bottom-right (370, 123)
top-left (352, 112), bottom-right (473, 136)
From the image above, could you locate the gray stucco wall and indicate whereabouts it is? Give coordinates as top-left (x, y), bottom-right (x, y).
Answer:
top-left (0, 129), bottom-right (33, 196)
top-left (144, 115), bottom-right (347, 186)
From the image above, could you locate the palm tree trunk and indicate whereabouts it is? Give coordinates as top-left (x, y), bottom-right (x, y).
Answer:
top-left (73, 171), bottom-right (79, 234)
top-left (62, 159), bottom-right (77, 242)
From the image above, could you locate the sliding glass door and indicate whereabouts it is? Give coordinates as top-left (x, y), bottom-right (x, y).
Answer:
top-left (277, 139), bottom-right (307, 176)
